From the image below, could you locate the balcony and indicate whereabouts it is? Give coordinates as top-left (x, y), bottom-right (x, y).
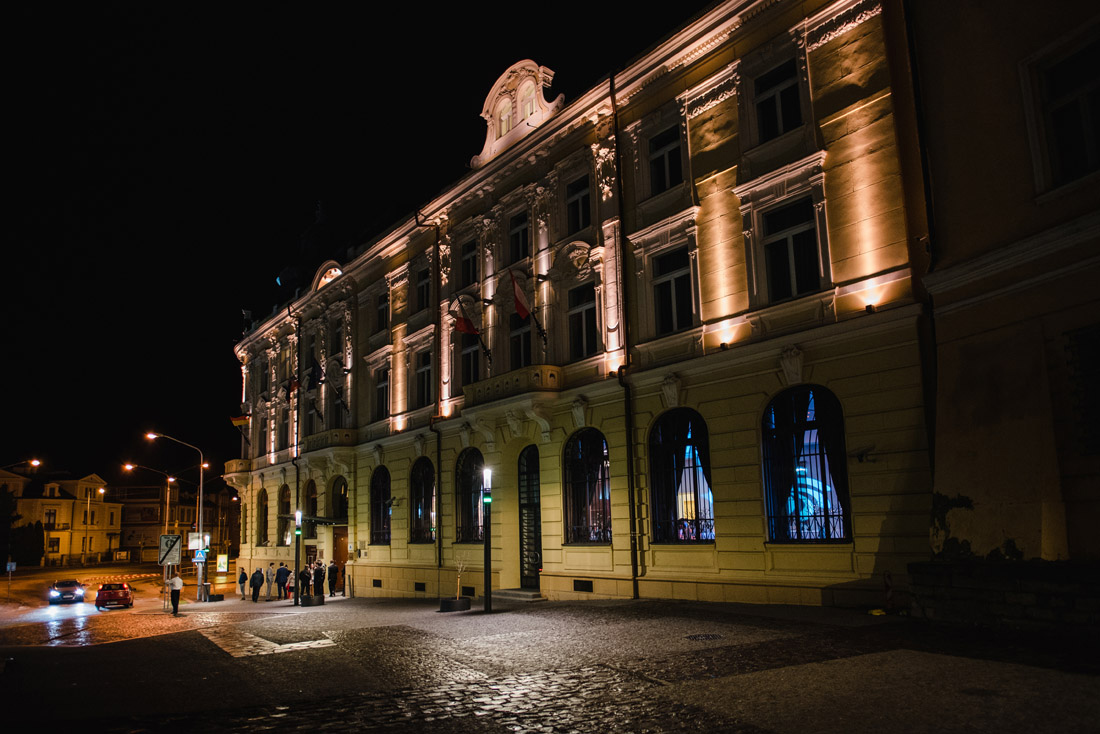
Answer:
top-left (462, 364), bottom-right (563, 407)
top-left (44, 523), bottom-right (71, 531)
top-left (304, 428), bottom-right (356, 453)
top-left (224, 459), bottom-right (251, 475)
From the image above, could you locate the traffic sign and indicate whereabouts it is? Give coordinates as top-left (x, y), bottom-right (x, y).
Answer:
top-left (159, 534), bottom-right (182, 566)
top-left (194, 549), bottom-right (207, 563)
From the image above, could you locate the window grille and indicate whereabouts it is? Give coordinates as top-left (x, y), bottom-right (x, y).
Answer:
top-left (277, 485), bottom-right (291, 546)
top-left (456, 448), bottom-right (485, 543)
top-left (762, 386), bottom-right (851, 542)
top-left (563, 429), bottom-right (612, 543)
top-left (370, 467), bottom-right (391, 545)
top-left (650, 408), bottom-right (715, 543)
top-left (410, 457), bottom-right (436, 543)
top-left (256, 489), bottom-right (268, 545)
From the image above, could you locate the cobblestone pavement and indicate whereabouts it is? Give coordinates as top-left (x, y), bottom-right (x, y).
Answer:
top-left (3, 598), bottom-right (1098, 733)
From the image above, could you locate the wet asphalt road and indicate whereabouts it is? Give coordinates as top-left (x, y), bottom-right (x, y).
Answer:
top-left (1, 595), bottom-right (1098, 733)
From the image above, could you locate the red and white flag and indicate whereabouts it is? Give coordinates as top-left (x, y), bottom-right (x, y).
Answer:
top-left (511, 270), bottom-right (531, 320)
top-left (453, 300), bottom-right (479, 335)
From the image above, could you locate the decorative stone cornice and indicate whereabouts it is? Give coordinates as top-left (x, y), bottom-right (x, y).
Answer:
top-left (682, 62), bottom-right (740, 120)
top-left (805, 0), bottom-right (882, 53)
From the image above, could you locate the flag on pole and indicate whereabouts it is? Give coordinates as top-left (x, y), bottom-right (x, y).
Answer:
top-left (306, 357), bottom-right (325, 391)
top-left (453, 300), bottom-right (479, 335)
top-left (510, 269), bottom-right (530, 320)
top-left (230, 415), bottom-right (250, 427)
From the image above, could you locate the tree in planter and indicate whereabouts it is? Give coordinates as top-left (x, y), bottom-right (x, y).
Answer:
top-left (454, 558), bottom-right (466, 599)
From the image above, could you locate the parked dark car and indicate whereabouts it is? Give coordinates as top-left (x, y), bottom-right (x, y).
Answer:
top-left (48, 580), bottom-right (85, 604)
top-left (94, 582), bottom-right (134, 609)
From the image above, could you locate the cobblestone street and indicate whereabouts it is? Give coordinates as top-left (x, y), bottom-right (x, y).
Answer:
top-left (2, 597), bottom-right (1097, 732)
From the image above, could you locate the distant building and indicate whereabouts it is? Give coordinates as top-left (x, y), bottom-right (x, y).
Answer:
top-left (227, 0), bottom-right (949, 607)
top-left (114, 483), bottom-right (240, 563)
top-left (5, 470), bottom-right (122, 566)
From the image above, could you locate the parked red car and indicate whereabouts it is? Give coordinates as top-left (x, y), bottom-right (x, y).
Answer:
top-left (94, 582), bottom-right (134, 610)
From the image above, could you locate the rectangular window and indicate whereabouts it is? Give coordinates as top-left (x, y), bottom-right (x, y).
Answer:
top-left (509, 212), bottom-right (530, 264)
top-left (48, 537), bottom-right (59, 553)
top-left (763, 197), bottom-right (819, 302)
top-left (510, 312), bottom-right (533, 369)
top-left (82, 510), bottom-right (88, 525)
top-left (109, 512), bottom-right (115, 526)
top-left (568, 283), bottom-right (598, 361)
top-left (376, 293), bottom-right (389, 334)
top-left (44, 509), bottom-right (56, 528)
top-left (374, 367), bottom-right (389, 422)
top-left (415, 349), bottom-right (433, 408)
top-left (277, 408), bottom-right (289, 450)
top-left (1041, 37), bottom-right (1100, 186)
top-left (461, 332), bottom-right (480, 386)
top-left (329, 320), bottom-right (343, 357)
top-left (460, 241), bottom-right (478, 288)
top-left (416, 267), bottom-right (431, 312)
top-left (755, 60), bottom-right (802, 143)
top-left (566, 176), bottom-right (591, 234)
top-left (653, 248), bottom-right (693, 335)
top-left (649, 126), bottom-right (683, 195)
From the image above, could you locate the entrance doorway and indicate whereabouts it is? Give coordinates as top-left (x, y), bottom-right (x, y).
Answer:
top-left (518, 445), bottom-right (541, 589)
top-left (332, 526), bottom-right (348, 593)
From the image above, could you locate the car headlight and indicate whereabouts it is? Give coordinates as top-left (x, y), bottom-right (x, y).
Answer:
top-left (75, 589), bottom-right (85, 596)
top-left (49, 590), bottom-right (60, 597)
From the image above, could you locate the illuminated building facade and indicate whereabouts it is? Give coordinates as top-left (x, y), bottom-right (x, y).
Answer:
top-left (227, 0), bottom-right (938, 606)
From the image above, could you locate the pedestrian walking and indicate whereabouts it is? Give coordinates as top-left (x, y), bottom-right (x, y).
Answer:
top-left (250, 568), bottom-right (264, 602)
top-left (238, 567), bottom-right (247, 600)
top-left (286, 567), bottom-right (296, 600)
top-left (265, 562), bottom-right (276, 600)
top-left (313, 561), bottom-right (325, 598)
top-left (275, 562), bottom-right (290, 599)
top-left (168, 570), bottom-right (184, 615)
top-left (328, 560), bottom-right (339, 597)
top-left (300, 567), bottom-right (311, 597)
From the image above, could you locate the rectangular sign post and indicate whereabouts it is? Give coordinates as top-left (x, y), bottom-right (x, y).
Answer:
top-left (159, 534), bottom-right (182, 612)
top-left (217, 553), bottom-right (228, 573)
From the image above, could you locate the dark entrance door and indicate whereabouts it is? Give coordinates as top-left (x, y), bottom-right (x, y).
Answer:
top-left (518, 445), bottom-right (541, 589)
top-left (332, 526), bottom-right (348, 593)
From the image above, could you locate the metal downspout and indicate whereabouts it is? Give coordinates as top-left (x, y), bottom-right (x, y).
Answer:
top-left (610, 73), bottom-right (640, 600)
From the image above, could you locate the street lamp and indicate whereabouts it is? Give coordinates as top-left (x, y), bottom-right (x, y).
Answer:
top-left (1, 458), bottom-right (41, 470)
top-left (83, 487), bottom-right (105, 565)
top-left (147, 432), bottom-right (205, 602)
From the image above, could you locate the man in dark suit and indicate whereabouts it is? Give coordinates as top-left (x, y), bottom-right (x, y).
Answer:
top-left (327, 560), bottom-right (339, 596)
top-left (313, 561), bottom-right (325, 598)
top-left (275, 562), bottom-right (290, 599)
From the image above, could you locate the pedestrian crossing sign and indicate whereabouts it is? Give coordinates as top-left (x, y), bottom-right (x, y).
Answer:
top-left (194, 549), bottom-right (207, 563)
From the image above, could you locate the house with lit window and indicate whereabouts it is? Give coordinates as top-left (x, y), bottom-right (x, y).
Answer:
top-left (11, 472), bottom-right (123, 566)
top-left (226, 0), bottom-right (940, 607)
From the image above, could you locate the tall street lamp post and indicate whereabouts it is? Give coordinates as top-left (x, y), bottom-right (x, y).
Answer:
top-left (147, 432), bottom-right (205, 602)
top-left (83, 487), bottom-right (104, 565)
top-left (483, 466), bottom-right (492, 613)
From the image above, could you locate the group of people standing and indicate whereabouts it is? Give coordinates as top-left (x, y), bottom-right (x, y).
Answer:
top-left (238, 559), bottom-right (342, 602)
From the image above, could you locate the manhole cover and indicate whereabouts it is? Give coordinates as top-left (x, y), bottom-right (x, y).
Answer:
top-left (685, 633), bottom-right (723, 641)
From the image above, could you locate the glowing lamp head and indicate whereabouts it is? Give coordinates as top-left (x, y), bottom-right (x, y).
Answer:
top-left (146, 433), bottom-right (158, 440)
top-left (124, 464), bottom-right (134, 472)
top-left (98, 487), bottom-right (105, 495)
top-left (30, 459), bottom-right (41, 467)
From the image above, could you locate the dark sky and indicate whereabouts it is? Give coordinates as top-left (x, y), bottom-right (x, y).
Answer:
top-left (5, 4), bottom-right (715, 487)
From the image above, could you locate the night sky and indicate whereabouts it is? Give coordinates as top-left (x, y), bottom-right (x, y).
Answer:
top-left (5, 4), bottom-right (716, 487)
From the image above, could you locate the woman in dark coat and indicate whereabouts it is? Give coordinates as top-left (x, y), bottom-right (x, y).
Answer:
top-left (312, 561), bottom-right (325, 597)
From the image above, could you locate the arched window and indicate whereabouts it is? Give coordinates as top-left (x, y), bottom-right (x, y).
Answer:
top-left (305, 481), bottom-right (318, 539)
top-left (563, 428), bottom-right (611, 543)
top-left (762, 385), bottom-right (851, 542)
top-left (277, 485), bottom-right (291, 546)
top-left (498, 98), bottom-right (513, 137)
top-left (331, 477), bottom-right (349, 521)
top-left (410, 457), bottom-right (436, 543)
top-left (370, 467), bottom-right (391, 545)
top-left (518, 445), bottom-right (542, 588)
top-left (649, 409), bottom-right (714, 543)
top-left (455, 448), bottom-right (485, 543)
top-left (520, 82), bottom-right (537, 119)
top-left (256, 489), bottom-right (268, 545)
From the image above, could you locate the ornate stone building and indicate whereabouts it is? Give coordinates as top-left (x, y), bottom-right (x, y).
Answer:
top-left (227, 0), bottom-right (937, 606)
